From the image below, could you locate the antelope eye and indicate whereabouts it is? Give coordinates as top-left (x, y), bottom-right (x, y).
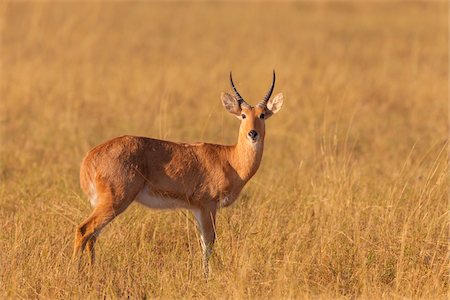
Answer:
top-left (241, 114), bottom-right (246, 119)
top-left (259, 113), bottom-right (265, 119)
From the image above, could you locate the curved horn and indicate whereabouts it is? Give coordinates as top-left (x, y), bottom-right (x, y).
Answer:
top-left (258, 70), bottom-right (276, 107)
top-left (229, 72), bottom-right (246, 106)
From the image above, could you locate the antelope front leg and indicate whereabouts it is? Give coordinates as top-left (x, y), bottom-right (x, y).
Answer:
top-left (193, 206), bottom-right (216, 280)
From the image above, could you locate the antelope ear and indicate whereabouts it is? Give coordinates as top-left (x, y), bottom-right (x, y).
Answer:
top-left (221, 92), bottom-right (241, 116)
top-left (264, 93), bottom-right (284, 119)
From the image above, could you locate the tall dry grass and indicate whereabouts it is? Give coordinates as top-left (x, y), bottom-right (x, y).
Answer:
top-left (0, 2), bottom-right (448, 299)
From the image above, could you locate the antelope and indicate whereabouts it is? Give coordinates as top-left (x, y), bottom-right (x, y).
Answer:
top-left (73, 71), bottom-right (284, 277)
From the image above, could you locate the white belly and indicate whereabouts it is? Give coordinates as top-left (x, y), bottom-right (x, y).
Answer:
top-left (135, 186), bottom-right (191, 210)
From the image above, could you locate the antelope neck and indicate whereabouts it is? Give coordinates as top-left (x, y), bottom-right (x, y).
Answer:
top-left (228, 132), bottom-right (264, 182)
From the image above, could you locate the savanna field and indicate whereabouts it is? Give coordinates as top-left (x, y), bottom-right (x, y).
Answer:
top-left (0, 2), bottom-right (448, 299)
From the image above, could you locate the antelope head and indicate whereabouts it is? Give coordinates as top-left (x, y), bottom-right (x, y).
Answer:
top-left (221, 71), bottom-right (284, 145)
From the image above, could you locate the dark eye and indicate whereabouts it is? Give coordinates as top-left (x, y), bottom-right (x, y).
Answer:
top-left (259, 113), bottom-right (265, 119)
top-left (241, 114), bottom-right (246, 119)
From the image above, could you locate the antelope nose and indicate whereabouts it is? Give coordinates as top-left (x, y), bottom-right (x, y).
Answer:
top-left (248, 130), bottom-right (258, 139)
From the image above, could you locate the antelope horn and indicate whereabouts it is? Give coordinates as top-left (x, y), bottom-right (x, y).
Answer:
top-left (258, 70), bottom-right (276, 108)
top-left (229, 72), bottom-right (247, 107)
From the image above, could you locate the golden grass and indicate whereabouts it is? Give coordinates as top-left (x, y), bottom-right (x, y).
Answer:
top-left (1, 2), bottom-right (448, 299)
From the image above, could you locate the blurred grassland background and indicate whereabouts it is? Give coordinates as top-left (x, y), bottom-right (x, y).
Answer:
top-left (0, 1), bottom-right (448, 299)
